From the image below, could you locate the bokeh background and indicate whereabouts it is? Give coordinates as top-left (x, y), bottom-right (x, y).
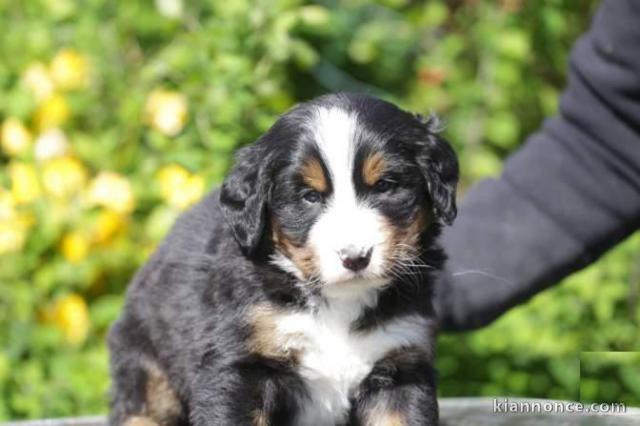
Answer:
top-left (1, 0), bottom-right (639, 420)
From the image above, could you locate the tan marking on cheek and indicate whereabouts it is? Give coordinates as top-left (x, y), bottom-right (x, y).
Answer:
top-left (301, 158), bottom-right (327, 192)
top-left (405, 209), bottom-right (428, 243)
top-left (362, 152), bottom-right (386, 186)
top-left (143, 359), bottom-right (182, 426)
top-left (271, 219), bottom-right (318, 279)
top-left (247, 303), bottom-right (304, 363)
top-left (382, 209), bottom-right (429, 271)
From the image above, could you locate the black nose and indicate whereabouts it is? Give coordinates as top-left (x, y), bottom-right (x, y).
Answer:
top-left (339, 247), bottom-right (373, 272)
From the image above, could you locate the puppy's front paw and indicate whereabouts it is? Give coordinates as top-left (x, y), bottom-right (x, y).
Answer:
top-left (122, 416), bottom-right (159, 426)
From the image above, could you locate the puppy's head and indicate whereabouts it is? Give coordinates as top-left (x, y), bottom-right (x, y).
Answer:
top-left (220, 93), bottom-right (458, 299)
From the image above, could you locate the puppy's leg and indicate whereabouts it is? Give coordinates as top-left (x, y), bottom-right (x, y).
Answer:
top-left (350, 347), bottom-right (438, 426)
top-left (190, 356), bottom-right (305, 426)
top-left (108, 321), bottom-right (184, 426)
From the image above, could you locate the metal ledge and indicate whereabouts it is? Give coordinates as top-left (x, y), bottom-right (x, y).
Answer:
top-left (3, 398), bottom-right (640, 426)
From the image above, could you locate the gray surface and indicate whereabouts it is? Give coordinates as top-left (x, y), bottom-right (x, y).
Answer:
top-left (3, 398), bottom-right (640, 426)
top-left (440, 398), bottom-right (640, 426)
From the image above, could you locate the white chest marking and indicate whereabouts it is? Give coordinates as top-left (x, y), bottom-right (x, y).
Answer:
top-left (272, 301), bottom-right (430, 425)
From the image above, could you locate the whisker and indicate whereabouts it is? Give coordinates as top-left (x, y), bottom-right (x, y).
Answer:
top-left (451, 269), bottom-right (514, 285)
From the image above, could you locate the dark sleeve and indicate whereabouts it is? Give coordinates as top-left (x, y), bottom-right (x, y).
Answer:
top-left (434, 0), bottom-right (640, 331)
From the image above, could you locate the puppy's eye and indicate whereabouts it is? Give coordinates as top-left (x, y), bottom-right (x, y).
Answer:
top-left (373, 179), bottom-right (395, 193)
top-left (303, 190), bottom-right (322, 203)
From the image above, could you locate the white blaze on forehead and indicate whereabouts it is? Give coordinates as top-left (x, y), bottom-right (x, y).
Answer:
top-left (308, 107), bottom-right (357, 204)
top-left (306, 107), bottom-right (388, 290)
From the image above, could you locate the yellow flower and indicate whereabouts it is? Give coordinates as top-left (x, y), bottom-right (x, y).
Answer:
top-left (47, 294), bottom-right (90, 345)
top-left (0, 189), bottom-right (15, 220)
top-left (34, 128), bottom-right (69, 161)
top-left (157, 164), bottom-right (189, 195)
top-left (145, 89), bottom-right (188, 136)
top-left (155, 0), bottom-right (184, 19)
top-left (22, 62), bottom-right (54, 101)
top-left (35, 93), bottom-right (70, 130)
top-left (93, 209), bottom-right (125, 243)
top-left (50, 48), bottom-right (90, 91)
top-left (157, 164), bottom-right (205, 209)
top-left (87, 172), bottom-right (134, 214)
top-left (174, 175), bottom-right (204, 209)
top-left (42, 156), bottom-right (88, 199)
top-left (0, 192), bottom-right (31, 254)
top-left (1, 118), bottom-right (32, 156)
top-left (60, 231), bottom-right (89, 263)
top-left (9, 163), bottom-right (41, 204)
top-left (0, 219), bottom-right (28, 255)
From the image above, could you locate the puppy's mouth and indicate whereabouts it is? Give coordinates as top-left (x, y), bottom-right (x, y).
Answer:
top-left (320, 267), bottom-right (389, 288)
top-left (318, 272), bottom-right (390, 302)
top-left (329, 268), bottom-right (373, 282)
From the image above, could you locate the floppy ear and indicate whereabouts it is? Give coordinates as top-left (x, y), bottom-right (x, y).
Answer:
top-left (219, 143), bottom-right (273, 256)
top-left (414, 114), bottom-right (459, 225)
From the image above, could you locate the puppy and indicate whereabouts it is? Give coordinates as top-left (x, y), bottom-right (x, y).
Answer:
top-left (108, 93), bottom-right (458, 426)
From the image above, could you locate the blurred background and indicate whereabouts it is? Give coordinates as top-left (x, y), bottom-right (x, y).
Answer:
top-left (1, 0), bottom-right (639, 420)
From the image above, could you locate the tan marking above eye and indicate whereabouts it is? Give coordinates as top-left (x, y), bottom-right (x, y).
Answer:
top-left (362, 152), bottom-right (386, 186)
top-left (300, 158), bottom-right (327, 193)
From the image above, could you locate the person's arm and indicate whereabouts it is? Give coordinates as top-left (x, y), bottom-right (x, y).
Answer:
top-left (434, 0), bottom-right (640, 331)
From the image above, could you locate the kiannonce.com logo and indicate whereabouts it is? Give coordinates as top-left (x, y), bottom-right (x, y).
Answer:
top-left (493, 398), bottom-right (627, 415)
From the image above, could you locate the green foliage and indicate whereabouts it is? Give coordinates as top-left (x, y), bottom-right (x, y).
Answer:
top-left (580, 352), bottom-right (640, 406)
top-left (1, 0), bottom-right (637, 420)
top-left (439, 232), bottom-right (640, 401)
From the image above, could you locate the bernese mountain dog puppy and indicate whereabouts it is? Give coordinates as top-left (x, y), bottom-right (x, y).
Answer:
top-left (108, 93), bottom-right (458, 426)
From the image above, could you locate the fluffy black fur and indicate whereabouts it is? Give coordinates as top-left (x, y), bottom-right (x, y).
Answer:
top-left (108, 93), bottom-right (458, 426)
